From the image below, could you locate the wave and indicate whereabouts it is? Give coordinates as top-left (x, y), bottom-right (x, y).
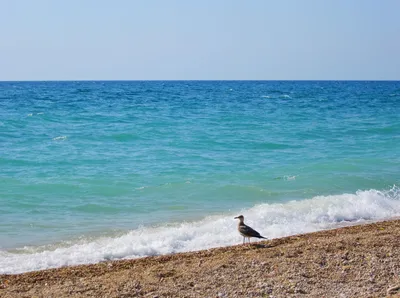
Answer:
top-left (250, 142), bottom-right (299, 150)
top-left (105, 133), bottom-right (141, 142)
top-left (52, 136), bottom-right (67, 141)
top-left (1, 186), bottom-right (399, 274)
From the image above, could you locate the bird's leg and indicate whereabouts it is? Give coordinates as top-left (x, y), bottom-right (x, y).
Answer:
top-left (243, 237), bottom-right (245, 244)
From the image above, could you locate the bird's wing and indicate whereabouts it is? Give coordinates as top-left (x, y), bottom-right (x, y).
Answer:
top-left (239, 224), bottom-right (262, 238)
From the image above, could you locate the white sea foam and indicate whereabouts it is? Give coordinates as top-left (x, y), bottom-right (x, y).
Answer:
top-left (1, 187), bottom-right (399, 274)
top-left (52, 136), bottom-right (67, 141)
top-left (27, 112), bottom-right (44, 116)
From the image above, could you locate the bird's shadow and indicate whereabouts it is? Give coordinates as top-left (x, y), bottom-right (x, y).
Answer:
top-left (245, 242), bottom-right (276, 249)
top-left (243, 240), bottom-right (282, 248)
top-left (250, 243), bottom-right (275, 248)
top-left (247, 237), bottom-right (302, 249)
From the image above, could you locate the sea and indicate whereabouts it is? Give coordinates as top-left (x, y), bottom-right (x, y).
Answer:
top-left (0, 80), bottom-right (399, 274)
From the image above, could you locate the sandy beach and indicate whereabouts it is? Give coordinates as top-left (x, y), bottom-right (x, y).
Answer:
top-left (1, 219), bottom-right (400, 298)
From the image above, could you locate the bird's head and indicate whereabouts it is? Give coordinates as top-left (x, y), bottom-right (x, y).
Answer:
top-left (234, 215), bottom-right (244, 221)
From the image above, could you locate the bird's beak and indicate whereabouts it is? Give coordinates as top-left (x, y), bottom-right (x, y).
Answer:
top-left (234, 216), bottom-right (238, 219)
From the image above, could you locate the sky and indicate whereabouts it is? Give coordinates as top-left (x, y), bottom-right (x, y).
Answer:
top-left (1, 0), bottom-right (399, 80)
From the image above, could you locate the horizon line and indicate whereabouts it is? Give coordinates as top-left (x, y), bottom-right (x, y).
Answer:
top-left (1, 79), bottom-right (400, 83)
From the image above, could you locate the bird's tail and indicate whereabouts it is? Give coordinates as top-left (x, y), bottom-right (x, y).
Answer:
top-left (258, 236), bottom-right (267, 239)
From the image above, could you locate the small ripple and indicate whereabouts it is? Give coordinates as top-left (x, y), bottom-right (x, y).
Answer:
top-left (71, 204), bottom-right (121, 214)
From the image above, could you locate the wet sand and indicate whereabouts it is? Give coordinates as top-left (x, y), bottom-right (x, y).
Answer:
top-left (1, 219), bottom-right (400, 297)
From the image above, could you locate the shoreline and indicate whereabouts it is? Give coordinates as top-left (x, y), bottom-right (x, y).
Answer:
top-left (1, 219), bottom-right (400, 297)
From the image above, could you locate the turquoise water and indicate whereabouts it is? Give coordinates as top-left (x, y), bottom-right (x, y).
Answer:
top-left (1, 81), bottom-right (399, 273)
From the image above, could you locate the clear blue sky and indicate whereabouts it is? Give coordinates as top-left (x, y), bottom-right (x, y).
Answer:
top-left (1, 0), bottom-right (399, 80)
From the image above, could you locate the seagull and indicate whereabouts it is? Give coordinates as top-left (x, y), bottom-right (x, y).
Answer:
top-left (234, 215), bottom-right (267, 244)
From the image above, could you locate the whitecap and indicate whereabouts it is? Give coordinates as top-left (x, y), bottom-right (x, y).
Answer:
top-left (52, 136), bottom-right (67, 141)
top-left (284, 175), bottom-right (296, 181)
